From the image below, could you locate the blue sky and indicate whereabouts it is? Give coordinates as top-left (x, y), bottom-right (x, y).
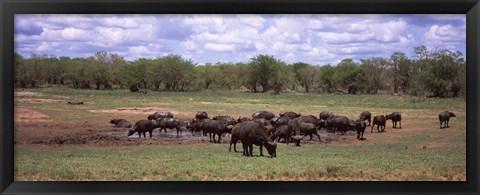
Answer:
top-left (14, 14), bottom-right (466, 65)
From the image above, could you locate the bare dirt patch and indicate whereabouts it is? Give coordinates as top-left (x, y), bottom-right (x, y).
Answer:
top-left (15, 108), bottom-right (52, 122)
top-left (15, 91), bottom-right (42, 96)
top-left (89, 107), bottom-right (176, 115)
top-left (16, 98), bottom-right (63, 103)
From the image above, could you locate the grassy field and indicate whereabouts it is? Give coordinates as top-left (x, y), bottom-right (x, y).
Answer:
top-left (14, 86), bottom-right (466, 181)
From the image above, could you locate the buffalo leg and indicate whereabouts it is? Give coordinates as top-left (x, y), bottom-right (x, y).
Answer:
top-left (149, 131), bottom-right (152, 138)
top-left (309, 134), bottom-right (313, 140)
top-left (217, 133), bottom-right (222, 143)
top-left (138, 132), bottom-right (141, 138)
top-left (242, 143), bottom-right (247, 156)
top-left (248, 144), bottom-right (253, 157)
top-left (259, 145), bottom-right (264, 156)
top-left (315, 132), bottom-right (321, 141)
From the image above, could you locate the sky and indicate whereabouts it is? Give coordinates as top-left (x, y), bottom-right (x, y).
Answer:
top-left (14, 14), bottom-right (466, 65)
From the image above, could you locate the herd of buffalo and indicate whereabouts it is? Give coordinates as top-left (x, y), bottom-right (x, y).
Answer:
top-left (109, 110), bottom-right (456, 157)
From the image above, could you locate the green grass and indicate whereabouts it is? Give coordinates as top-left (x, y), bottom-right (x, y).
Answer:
top-left (14, 87), bottom-right (466, 181)
top-left (15, 86), bottom-right (466, 120)
top-left (15, 132), bottom-right (465, 181)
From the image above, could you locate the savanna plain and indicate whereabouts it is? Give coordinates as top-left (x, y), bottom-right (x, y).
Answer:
top-left (14, 87), bottom-right (466, 181)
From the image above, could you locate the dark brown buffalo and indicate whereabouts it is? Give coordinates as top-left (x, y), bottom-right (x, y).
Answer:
top-left (271, 116), bottom-right (290, 127)
top-left (252, 111), bottom-right (275, 120)
top-left (155, 117), bottom-right (182, 135)
top-left (110, 118), bottom-right (132, 128)
top-left (186, 118), bottom-right (203, 135)
top-left (229, 123), bottom-right (242, 152)
top-left (128, 120), bottom-right (155, 138)
top-left (355, 119), bottom-right (367, 140)
top-left (202, 119), bottom-right (232, 143)
top-left (237, 116), bottom-right (251, 123)
top-left (213, 115), bottom-right (236, 126)
top-left (385, 112), bottom-right (402, 129)
top-left (237, 121), bottom-right (277, 157)
top-left (147, 111), bottom-right (173, 120)
top-left (288, 118), bottom-right (321, 141)
top-left (279, 112), bottom-right (301, 119)
top-left (371, 115), bottom-right (386, 133)
top-left (269, 125), bottom-right (292, 144)
top-left (195, 111), bottom-right (209, 120)
top-left (439, 111), bottom-right (456, 129)
top-left (319, 111), bottom-right (335, 121)
top-left (359, 111), bottom-right (372, 126)
top-left (331, 116), bottom-right (353, 135)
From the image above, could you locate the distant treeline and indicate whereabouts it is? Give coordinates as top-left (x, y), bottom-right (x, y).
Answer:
top-left (14, 45), bottom-right (465, 97)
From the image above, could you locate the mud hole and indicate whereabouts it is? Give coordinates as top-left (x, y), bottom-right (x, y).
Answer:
top-left (15, 108), bottom-right (52, 122)
top-left (16, 122), bottom-right (355, 147)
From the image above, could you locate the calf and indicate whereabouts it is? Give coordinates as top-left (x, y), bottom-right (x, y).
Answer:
top-left (385, 112), bottom-right (402, 129)
top-left (128, 120), bottom-right (155, 138)
top-left (371, 115), bottom-right (386, 133)
top-left (439, 111), bottom-right (456, 129)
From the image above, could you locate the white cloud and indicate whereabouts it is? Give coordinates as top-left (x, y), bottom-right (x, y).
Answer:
top-left (423, 25), bottom-right (463, 41)
top-left (204, 43), bottom-right (237, 52)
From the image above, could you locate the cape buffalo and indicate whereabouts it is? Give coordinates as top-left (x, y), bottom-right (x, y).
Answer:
top-left (279, 112), bottom-right (301, 119)
top-left (271, 116), bottom-right (290, 127)
top-left (269, 125), bottom-right (292, 144)
top-left (148, 111), bottom-right (173, 120)
top-left (439, 111), bottom-right (456, 129)
top-left (229, 123), bottom-right (242, 152)
top-left (195, 111), bottom-right (209, 120)
top-left (288, 118), bottom-right (321, 141)
top-left (252, 111), bottom-right (275, 120)
top-left (202, 119), bottom-right (232, 143)
top-left (332, 116), bottom-right (353, 135)
top-left (237, 121), bottom-right (277, 157)
top-left (213, 115), bottom-right (236, 126)
top-left (319, 111), bottom-right (335, 121)
top-left (155, 117), bottom-right (183, 135)
top-left (128, 120), bottom-right (155, 138)
top-left (359, 111), bottom-right (372, 126)
top-left (237, 116), bottom-right (251, 123)
top-left (355, 119), bottom-right (366, 140)
top-left (371, 115), bottom-right (386, 133)
top-left (110, 118), bottom-right (133, 128)
top-left (385, 112), bottom-right (402, 129)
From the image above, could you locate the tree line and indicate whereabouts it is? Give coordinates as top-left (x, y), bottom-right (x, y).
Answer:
top-left (14, 45), bottom-right (465, 97)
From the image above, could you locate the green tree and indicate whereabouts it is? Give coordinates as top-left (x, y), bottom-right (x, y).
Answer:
top-left (249, 55), bottom-right (284, 93)
top-left (316, 64), bottom-right (335, 93)
top-left (360, 57), bottom-right (388, 94)
top-left (333, 59), bottom-right (368, 94)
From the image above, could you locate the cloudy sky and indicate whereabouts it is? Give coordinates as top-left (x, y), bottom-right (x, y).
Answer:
top-left (14, 14), bottom-right (466, 65)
